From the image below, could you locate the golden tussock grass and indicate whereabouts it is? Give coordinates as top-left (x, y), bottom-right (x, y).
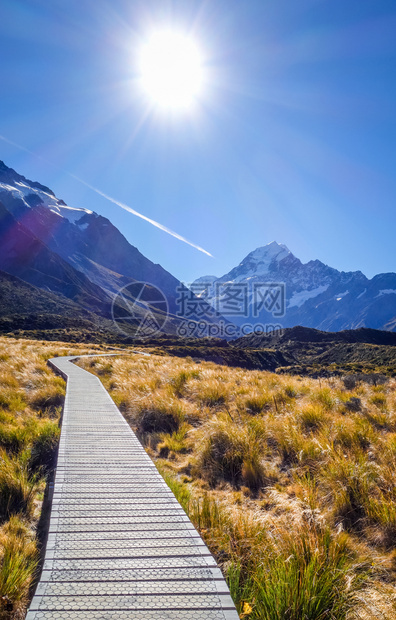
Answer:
top-left (78, 351), bottom-right (396, 618)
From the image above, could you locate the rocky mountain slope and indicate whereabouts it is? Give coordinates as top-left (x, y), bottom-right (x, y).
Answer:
top-left (0, 200), bottom-right (114, 316)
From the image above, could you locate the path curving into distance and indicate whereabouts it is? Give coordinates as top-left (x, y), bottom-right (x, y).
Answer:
top-left (26, 355), bottom-right (239, 620)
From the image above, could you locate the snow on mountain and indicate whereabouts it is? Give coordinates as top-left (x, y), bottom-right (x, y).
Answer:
top-left (193, 241), bottom-right (340, 302)
top-left (335, 291), bottom-right (350, 301)
top-left (0, 160), bottom-right (182, 304)
top-left (217, 241), bottom-right (292, 283)
top-left (0, 163), bottom-right (92, 224)
top-left (1, 159), bottom-right (395, 334)
top-left (247, 241), bottom-right (291, 267)
top-left (288, 284), bottom-right (329, 308)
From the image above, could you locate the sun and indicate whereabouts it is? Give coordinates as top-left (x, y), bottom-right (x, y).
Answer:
top-left (139, 30), bottom-right (204, 110)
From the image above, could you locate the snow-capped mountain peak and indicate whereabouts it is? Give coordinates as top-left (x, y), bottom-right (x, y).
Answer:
top-left (219, 241), bottom-right (294, 283)
top-left (247, 241), bottom-right (291, 266)
top-left (251, 241), bottom-right (291, 262)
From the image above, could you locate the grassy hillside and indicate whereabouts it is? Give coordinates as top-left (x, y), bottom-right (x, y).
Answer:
top-left (0, 337), bottom-right (108, 619)
top-left (79, 352), bottom-right (396, 619)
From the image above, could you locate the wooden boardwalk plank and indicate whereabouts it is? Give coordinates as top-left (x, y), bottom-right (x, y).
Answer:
top-left (26, 356), bottom-right (239, 620)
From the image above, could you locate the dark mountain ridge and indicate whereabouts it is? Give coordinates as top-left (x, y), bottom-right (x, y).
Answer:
top-left (234, 325), bottom-right (396, 348)
top-left (233, 325), bottom-right (396, 376)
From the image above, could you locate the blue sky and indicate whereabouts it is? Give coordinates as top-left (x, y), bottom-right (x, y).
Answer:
top-left (0, 0), bottom-right (395, 283)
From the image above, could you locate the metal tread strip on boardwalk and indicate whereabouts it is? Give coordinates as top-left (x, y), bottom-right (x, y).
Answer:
top-left (26, 355), bottom-right (239, 620)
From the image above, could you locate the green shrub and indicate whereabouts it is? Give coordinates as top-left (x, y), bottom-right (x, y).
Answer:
top-left (226, 561), bottom-right (256, 617)
top-left (344, 397), bottom-right (362, 412)
top-left (343, 375), bottom-right (358, 390)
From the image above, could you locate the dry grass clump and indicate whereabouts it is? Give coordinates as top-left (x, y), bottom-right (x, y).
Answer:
top-left (135, 395), bottom-right (184, 436)
top-left (324, 451), bottom-right (375, 530)
top-left (331, 417), bottom-right (375, 451)
top-left (239, 390), bottom-right (272, 415)
top-left (193, 417), bottom-right (270, 491)
top-left (79, 351), bottom-right (396, 618)
top-left (311, 386), bottom-right (335, 411)
top-left (370, 393), bottom-right (388, 410)
top-left (0, 516), bottom-right (38, 617)
top-left (0, 451), bottom-right (42, 523)
top-left (196, 379), bottom-right (228, 407)
top-left (0, 390), bottom-right (26, 414)
top-left (157, 422), bottom-right (190, 457)
top-left (28, 381), bottom-right (65, 415)
top-left (298, 404), bottom-right (325, 432)
top-left (169, 369), bottom-right (200, 397)
top-left (29, 421), bottom-right (60, 474)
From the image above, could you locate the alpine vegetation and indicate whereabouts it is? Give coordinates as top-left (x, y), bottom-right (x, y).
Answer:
top-left (79, 352), bottom-right (396, 619)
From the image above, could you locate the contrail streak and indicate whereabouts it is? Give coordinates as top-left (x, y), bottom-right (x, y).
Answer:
top-left (0, 134), bottom-right (213, 257)
top-left (69, 173), bottom-right (213, 257)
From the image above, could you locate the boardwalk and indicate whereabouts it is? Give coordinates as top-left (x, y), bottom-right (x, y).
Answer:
top-left (27, 355), bottom-right (239, 620)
